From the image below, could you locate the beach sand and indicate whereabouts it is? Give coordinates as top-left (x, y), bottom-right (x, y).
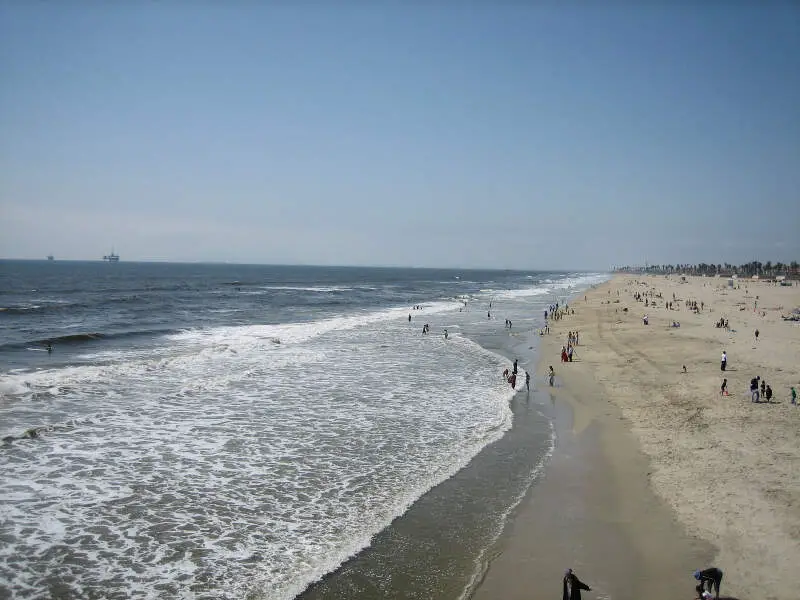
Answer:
top-left (473, 274), bottom-right (800, 600)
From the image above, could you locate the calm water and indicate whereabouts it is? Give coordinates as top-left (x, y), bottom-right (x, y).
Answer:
top-left (0, 261), bottom-right (606, 599)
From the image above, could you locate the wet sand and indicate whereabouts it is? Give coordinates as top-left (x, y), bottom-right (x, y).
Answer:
top-left (473, 273), bottom-right (800, 600)
top-left (472, 318), bottom-right (711, 600)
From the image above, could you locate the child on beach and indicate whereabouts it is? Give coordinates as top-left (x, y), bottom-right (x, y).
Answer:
top-left (720, 379), bottom-right (728, 396)
top-left (792, 387), bottom-right (797, 405)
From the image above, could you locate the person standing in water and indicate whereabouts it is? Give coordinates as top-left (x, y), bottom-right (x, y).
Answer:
top-left (525, 371), bottom-right (530, 391)
top-left (548, 365), bottom-right (555, 386)
top-left (512, 359), bottom-right (518, 375)
top-left (443, 329), bottom-right (448, 340)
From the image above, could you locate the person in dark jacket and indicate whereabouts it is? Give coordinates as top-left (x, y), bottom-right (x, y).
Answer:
top-left (563, 568), bottom-right (591, 600)
top-left (694, 567), bottom-right (723, 599)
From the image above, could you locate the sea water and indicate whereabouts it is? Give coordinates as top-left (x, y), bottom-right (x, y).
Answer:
top-left (0, 262), bottom-right (607, 599)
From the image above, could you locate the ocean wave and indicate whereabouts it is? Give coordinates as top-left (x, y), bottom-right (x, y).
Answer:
top-left (0, 328), bottom-right (181, 353)
top-left (0, 295), bottom-right (150, 316)
top-left (259, 285), bottom-right (356, 292)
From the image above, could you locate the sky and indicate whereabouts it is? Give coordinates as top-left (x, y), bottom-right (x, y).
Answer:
top-left (1, 3), bottom-right (798, 270)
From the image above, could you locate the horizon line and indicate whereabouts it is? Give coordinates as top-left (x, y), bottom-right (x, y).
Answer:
top-left (0, 258), bottom-right (608, 273)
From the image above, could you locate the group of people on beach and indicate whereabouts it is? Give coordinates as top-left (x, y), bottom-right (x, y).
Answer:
top-left (749, 376), bottom-right (773, 403)
top-left (546, 303), bottom-right (572, 321)
top-left (720, 350), bottom-right (797, 404)
top-left (501, 359), bottom-right (532, 391)
top-left (685, 299), bottom-right (703, 312)
top-left (558, 331), bottom-right (580, 362)
top-left (563, 565), bottom-right (723, 599)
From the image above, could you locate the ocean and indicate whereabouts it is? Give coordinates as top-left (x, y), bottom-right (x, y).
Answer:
top-left (0, 261), bottom-right (607, 599)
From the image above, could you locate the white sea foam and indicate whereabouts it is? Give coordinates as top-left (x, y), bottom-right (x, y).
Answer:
top-left (1, 300), bottom-right (516, 599)
top-left (0, 274), bottom-right (604, 598)
top-left (258, 285), bottom-right (356, 292)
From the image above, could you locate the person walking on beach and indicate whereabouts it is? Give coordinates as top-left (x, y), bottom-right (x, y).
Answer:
top-left (720, 351), bottom-right (727, 372)
top-left (548, 366), bottom-right (555, 387)
top-left (750, 376), bottom-right (760, 402)
top-left (720, 378), bottom-right (728, 396)
top-left (791, 386), bottom-right (797, 405)
top-left (693, 567), bottom-right (723, 599)
top-left (562, 568), bottom-right (591, 600)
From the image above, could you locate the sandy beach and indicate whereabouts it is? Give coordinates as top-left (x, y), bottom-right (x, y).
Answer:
top-left (473, 274), bottom-right (800, 600)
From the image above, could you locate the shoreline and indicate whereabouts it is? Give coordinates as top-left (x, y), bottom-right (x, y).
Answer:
top-left (297, 307), bottom-right (556, 600)
top-left (472, 274), bottom-right (800, 600)
top-left (472, 279), bottom-right (712, 600)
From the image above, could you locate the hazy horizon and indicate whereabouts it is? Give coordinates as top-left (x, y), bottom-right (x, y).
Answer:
top-left (0, 257), bottom-right (609, 272)
top-left (2, 4), bottom-right (799, 270)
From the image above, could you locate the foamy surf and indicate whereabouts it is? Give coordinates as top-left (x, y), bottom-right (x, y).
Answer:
top-left (0, 264), bottom-right (608, 599)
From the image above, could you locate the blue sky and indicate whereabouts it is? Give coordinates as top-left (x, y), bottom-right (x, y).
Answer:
top-left (1, 3), bottom-right (798, 270)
